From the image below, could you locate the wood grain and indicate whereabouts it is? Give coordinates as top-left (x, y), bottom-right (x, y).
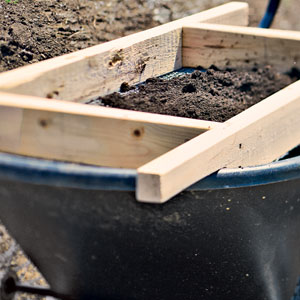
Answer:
top-left (183, 23), bottom-right (300, 71)
top-left (137, 79), bottom-right (300, 203)
top-left (0, 2), bottom-right (248, 102)
top-left (0, 92), bottom-right (220, 168)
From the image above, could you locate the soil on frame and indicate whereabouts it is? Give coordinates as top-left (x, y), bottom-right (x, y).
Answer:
top-left (88, 65), bottom-right (299, 122)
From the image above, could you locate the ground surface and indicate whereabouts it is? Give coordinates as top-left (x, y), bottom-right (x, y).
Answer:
top-left (1, 0), bottom-right (299, 72)
top-left (0, 0), bottom-right (299, 299)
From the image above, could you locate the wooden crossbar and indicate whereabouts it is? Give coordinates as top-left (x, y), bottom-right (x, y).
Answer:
top-left (183, 23), bottom-right (300, 71)
top-left (0, 92), bottom-right (220, 168)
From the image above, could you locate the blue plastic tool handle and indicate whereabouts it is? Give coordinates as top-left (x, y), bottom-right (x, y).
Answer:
top-left (259, 0), bottom-right (281, 28)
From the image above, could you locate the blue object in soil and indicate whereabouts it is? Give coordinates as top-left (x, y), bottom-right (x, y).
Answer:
top-left (259, 0), bottom-right (281, 28)
top-left (160, 67), bottom-right (197, 79)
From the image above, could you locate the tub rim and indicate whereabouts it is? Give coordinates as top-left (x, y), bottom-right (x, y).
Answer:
top-left (0, 152), bottom-right (299, 192)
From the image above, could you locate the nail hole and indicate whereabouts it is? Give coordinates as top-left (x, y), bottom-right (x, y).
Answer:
top-left (133, 129), bottom-right (141, 137)
top-left (39, 119), bottom-right (48, 127)
top-left (46, 91), bottom-right (59, 99)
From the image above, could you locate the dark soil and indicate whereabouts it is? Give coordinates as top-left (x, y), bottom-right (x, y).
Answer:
top-left (0, 0), bottom-right (160, 72)
top-left (88, 65), bottom-right (299, 122)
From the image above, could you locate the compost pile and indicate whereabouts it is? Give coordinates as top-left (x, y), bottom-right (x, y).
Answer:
top-left (89, 65), bottom-right (299, 122)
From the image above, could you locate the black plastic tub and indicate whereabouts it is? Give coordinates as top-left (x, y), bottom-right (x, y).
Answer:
top-left (0, 152), bottom-right (299, 300)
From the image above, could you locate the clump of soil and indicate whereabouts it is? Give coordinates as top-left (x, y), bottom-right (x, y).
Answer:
top-left (88, 65), bottom-right (299, 122)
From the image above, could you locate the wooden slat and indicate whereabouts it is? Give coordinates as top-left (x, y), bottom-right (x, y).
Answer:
top-left (137, 79), bottom-right (300, 203)
top-left (183, 23), bottom-right (300, 72)
top-left (0, 93), bottom-right (220, 169)
top-left (0, 2), bottom-right (248, 102)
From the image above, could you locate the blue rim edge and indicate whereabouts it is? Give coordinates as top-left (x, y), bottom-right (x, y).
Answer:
top-left (0, 152), bottom-right (300, 192)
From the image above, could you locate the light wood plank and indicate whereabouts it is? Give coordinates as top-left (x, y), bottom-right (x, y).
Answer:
top-left (0, 92), bottom-right (220, 168)
top-left (183, 23), bottom-right (300, 72)
top-left (0, 2), bottom-right (248, 102)
top-left (137, 79), bottom-right (300, 203)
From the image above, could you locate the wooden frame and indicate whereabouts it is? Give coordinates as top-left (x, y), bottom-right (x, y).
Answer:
top-left (0, 2), bottom-right (247, 168)
top-left (0, 2), bottom-right (299, 203)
